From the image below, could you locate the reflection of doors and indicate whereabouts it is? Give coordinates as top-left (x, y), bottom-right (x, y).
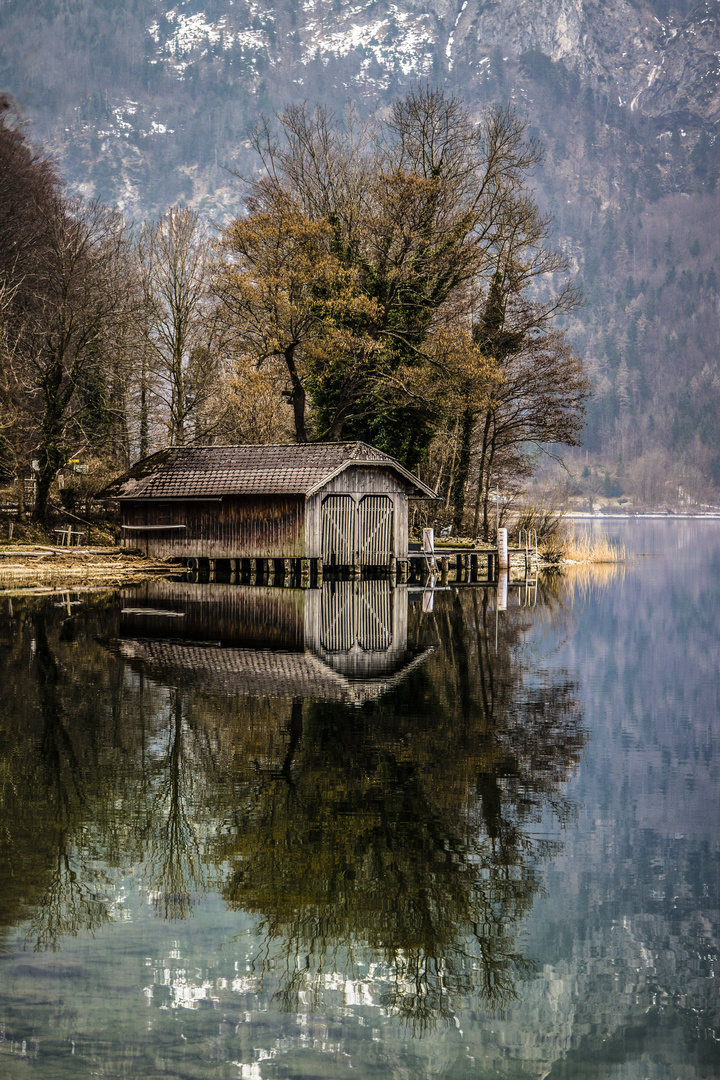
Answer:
top-left (321, 496), bottom-right (355, 564)
top-left (357, 496), bottom-right (393, 565)
top-left (321, 581), bottom-right (393, 652)
top-left (357, 580), bottom-right (392, 650)
top-left (321, 582), bottom-right (355, 651)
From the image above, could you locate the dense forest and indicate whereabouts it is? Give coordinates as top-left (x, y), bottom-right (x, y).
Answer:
top-left (0, 0), bottom-right (718, 515)
top-left (0, 89), bottom-right (588, 537)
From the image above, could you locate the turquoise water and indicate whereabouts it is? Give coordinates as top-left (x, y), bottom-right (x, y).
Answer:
top-left (0, 520), bottom-right (718, 1078)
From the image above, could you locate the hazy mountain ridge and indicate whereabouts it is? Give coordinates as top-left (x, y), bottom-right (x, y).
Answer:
top-left (2, 0), bottom-right (717, 216)
top-left (1, 0), bottom-right (719, 502)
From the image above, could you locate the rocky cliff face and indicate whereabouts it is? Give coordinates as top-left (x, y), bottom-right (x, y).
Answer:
top-left (2, 0), bottom-right (713, 217)
top-left (141, 0), bottom-right (719, 127)
top-left (2, 1), bottom-right (717, 181)
top-left (447, 0), bottom-right (719, 123)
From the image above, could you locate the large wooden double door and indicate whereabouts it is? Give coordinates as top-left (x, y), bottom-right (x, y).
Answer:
top-left (321, 494), bottom-right (394, 565)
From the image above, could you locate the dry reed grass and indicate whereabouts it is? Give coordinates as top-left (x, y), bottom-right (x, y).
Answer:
top-left (559, 529), bottom-right (627, 564)
top-left (538, 522), bottom-right (628, 602)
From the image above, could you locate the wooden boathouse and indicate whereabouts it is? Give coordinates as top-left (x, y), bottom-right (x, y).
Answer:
top-left (99, 442), bottom-right (438, 572)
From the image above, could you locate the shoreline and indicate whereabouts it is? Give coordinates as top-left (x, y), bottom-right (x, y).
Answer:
top-left (1, 510), bottom-right (716, 595)
top-left (0, 545), bottom-right (175, 595)
top-left (564, 511), bottom-right (720, 520)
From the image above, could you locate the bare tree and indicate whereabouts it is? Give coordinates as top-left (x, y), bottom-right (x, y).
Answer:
top-left (136, 206), bottom-right (227, 448)
top-left (0, 100), bottom-right (140, 523)
top-left (0, 193), bottom-right (134, 523)
top-left (23, 200), bottom-right (134, 522)
top-left (0, 98), bottom-right (61, 506)
top-left (471, 321), bottom-right (589, 539)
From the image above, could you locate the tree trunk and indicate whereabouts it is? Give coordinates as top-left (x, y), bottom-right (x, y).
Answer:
top-left (34, 360), bottom-right (65, 525)
top-left (140, 356), bottom-right (149, 459)
top-left (482, 434), bottom-right (497, 542)
top-left (284, 345), bottom-right (307, 443)
top-left (171, 348), bottom-right (186, 446)
top-left (452, 405), bottom-right (475, 534)
top-left (34, 461), bottom-right (54, 526)
top-left (472, 411), bottom-right (493, 539)
top-left (443, 417), bottom-right (460, 511)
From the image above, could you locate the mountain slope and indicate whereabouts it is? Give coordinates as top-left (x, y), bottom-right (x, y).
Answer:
top-left (1, 0), bottom-right (719, 505)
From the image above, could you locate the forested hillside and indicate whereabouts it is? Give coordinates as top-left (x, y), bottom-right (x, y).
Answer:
top-left (1, 0), bottom-right (718, 511)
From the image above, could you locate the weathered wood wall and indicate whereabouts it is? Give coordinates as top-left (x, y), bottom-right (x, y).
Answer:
top-left (120, 495), bottom-right (306, 560)
top-left (119, 466), bottom-right (412, 564)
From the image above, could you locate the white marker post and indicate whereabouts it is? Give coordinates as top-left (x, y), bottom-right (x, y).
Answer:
top-left (497, 527), bottom-right (509, 572)
top-left (497, 569), bottom-right (508, 611)
top-left (423, 527), bottom-right (436, 570)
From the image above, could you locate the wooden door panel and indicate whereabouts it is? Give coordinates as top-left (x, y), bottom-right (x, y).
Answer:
top-left (357, 495), bottom-right (393, 565)
top-left (321, 495), bottom-right (355, 564)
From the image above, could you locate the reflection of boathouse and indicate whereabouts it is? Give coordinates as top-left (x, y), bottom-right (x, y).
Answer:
top-left (99, 443), bottom-right (437, 568)
top-left (116, 579), bottom-right (434, 703)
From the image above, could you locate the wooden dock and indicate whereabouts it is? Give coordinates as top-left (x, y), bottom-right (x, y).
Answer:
top-left (176, 544), bottom-right (538, 588)
top-left (405, 544), bottom-right (538, 585)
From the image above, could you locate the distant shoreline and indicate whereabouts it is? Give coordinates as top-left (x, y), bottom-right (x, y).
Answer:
top-left (565, 512), bottom-right (720, 520)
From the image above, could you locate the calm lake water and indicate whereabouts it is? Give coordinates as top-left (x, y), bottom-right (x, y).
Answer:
top-left (0, 520), bottom-right (718, 1079)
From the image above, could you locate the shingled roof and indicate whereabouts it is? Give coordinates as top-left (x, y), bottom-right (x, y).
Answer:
top-left (98, 442), bottom-right (438, 500)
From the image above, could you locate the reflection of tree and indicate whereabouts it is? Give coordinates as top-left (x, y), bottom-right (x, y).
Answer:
top-left (0, 585), bottom-right (584, 1027)
top-left (0, 597), bottom-right (220, 949)
top-left (212, 587), bottom-right (585, 1025)
top-left (137, 690), bottom-right (209, 920)
top-left (9, 617), bottom-right (116, 951)
top-left (220, 719), bottom-right (536, 1022)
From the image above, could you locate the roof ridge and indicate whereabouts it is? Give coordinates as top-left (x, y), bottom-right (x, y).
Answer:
top-left (162, 440), bottom-right (389, 452)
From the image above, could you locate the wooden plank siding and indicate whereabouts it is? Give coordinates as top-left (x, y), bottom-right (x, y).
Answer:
top-left (120, 495), bottom-right (306, 560)
top-left (119, 464), bottom-right (416, 565)
top-left (101, 443), bottom-right (437, 566)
